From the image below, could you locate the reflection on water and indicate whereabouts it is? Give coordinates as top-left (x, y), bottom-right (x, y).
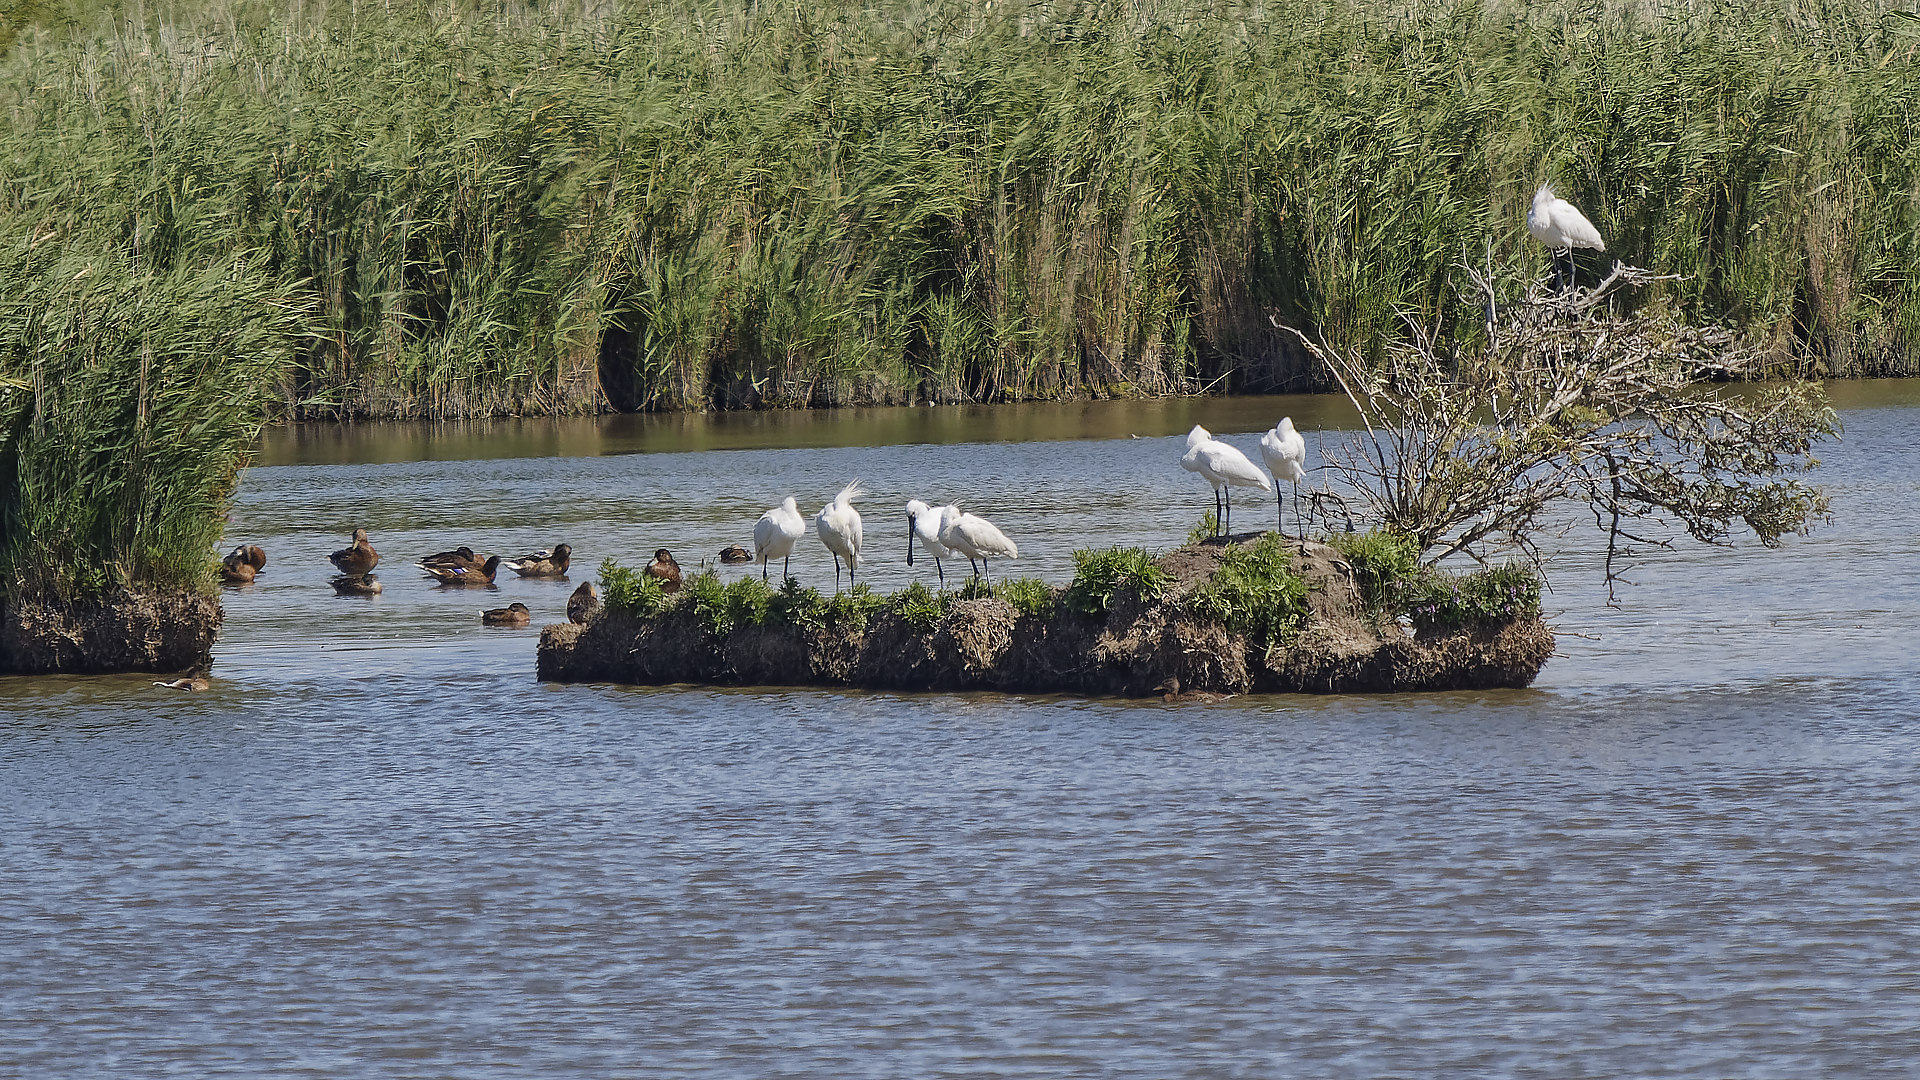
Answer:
top-left (256, 393), bottom-right (1363, 465)
top-left (4, 383), bottom-right (1919, 1076)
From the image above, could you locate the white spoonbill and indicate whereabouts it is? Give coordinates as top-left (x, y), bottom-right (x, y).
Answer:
top-left (905, 499), bottom-right (954, 589)
top-left (1526, 183), bottom-right (1605, 290)
top-left (1260, 416), bottom-right (1308, 536)
top-left (1181, 425), bottom-right (1271, 538)
top-left (938, 504), bottom-right (1017, 583)
top-left (753, 496), bottom-right (807, 582)
top-left (815, 480), bottom-right (865, 592)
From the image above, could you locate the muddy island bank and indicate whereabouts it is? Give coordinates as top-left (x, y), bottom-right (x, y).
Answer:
top-left (538, 534), bottom-right (1554, 698)
top-left (0, 589), bottom-right (220, 675)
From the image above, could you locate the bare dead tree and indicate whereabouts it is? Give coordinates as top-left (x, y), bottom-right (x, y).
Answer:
top-left (1277, 263), bottom-right (1836, 600)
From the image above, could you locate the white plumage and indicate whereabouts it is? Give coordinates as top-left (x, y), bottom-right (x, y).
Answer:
top-left (753, 496), bottom-right (807, 581)
top-left (815, 480), bottom-right (865, 591)
top-left (905, 499), bottom-right (954, 588)
top-left (1260, 416), bottom-right (1308, 536)
top-left (1181, 424), bottom-right (1271, 537)
top-left (938, 504), bottom-right (1017, 582)
top-left (1526, 184), bottom-right (1606, 251)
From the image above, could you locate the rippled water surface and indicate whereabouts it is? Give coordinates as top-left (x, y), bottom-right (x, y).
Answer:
top-left (5, 387), bottom-right (1919, 1076)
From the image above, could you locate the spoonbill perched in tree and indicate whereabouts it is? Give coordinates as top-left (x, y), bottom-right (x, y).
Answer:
top-left (815, 481), bottom-right (865, 592)
top-left (1181, 425), bottom-right (1271, 538)
top-left (938, 504), bottom-right (1017, 583)
top-left (1260, 416), bottom-right (1308, 536)
top-left (1526, 183), bottom-right (1606, 290)
top-left (905, 499), bottom-right (954, 589)
top-left (754, 496), bottom-right (807, 582)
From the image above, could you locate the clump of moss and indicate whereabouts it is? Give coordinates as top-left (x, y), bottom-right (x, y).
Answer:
top-left (1325, 529), bottom-right (1421, 611)
top-left (1188, 533), bottom-right (1308, 648)
top-left (1401, 563), bottom-right (1542, 633)
top-left (997, 577), bottom-right (1057, 619)
top-left (1064, 546), bottom-right (1170, 617)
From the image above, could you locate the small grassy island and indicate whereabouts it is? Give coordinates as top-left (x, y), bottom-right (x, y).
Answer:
top-left (539, 535), bottom-right (1553, 696)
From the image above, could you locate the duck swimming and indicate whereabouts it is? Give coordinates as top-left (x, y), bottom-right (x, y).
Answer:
top-left (331, 573), bottom-right (383, 596)
top-left (329, 528), bottom-right (379, 575)
top-left (502, 544), bottom-right (571, 578)
top-left (718, 544), bottom-right (753, 565)
top-left (421, 545), bottom-right (487, 572)
top-left (481, 602), bottom-right (532, 627)
top-left (419, 554), bottom-right (502, 585)
top-left (645, 549), bottom-right (682, 592)
top-left (567, 581), bottom-right (600, 624)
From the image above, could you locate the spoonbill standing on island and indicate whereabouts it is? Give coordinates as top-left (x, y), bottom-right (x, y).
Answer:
top-left (1181, 425), bottom-right (1271, 538)
top-left (815, 481), bottom-right (865, 592)
top-left (754, 496), bottom-right (807, 582)
top-left (905, 500), bottom-right (954, 589)
top-left (1260, 416), bottom-right (1308, 537)
top-left (1526, 183), bottom-right (1605, 291)
top-left (938, 504), bottom-right (1017, 583)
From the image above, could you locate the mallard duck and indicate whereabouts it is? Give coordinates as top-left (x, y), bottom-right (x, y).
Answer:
top-left (718, 544), bottom-right (752, 565)
top-left (226, 544), bottom-right (267, 571)
top-left (501, 543), bottom-right (571, 578)
top-left (329, 528), bottom-right (379, 575)
top-left (419, 554), bottom-right (501, 585)
top-left (645, 548), bottom-right (682, 592)
top-left (567, 581), bottom-right (600, 624)
top-left (481, 601), bottom-right (532, 627)
top-left (421, 545), bottom-right (487, 572)
top-left (332, 573), bottom-right (383, 596)
top-left (220, 560), bottom-right (257, 586)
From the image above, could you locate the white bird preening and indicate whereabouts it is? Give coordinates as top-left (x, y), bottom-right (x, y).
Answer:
top-left (905, 499), bottom-right (953, 589)
top-left (1180, 425), bottom-right (1271, 538)
top-left (937, 504), bottom-right (1017, 583)
top-left (814, 480), bottom-right (865, 592)
top-left (1260, 416), bottom-right (1308, 537)
top-left (1526, 183), bottom-right (1606, 291)
top-left (753, 496), bottom-right (807, 582)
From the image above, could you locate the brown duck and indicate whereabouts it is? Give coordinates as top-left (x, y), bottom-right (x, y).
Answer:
top-left (154, 667), bottom-right (212, 692)
top-left (645, 549), bottom-right (682, 593)
top-left (502, 543), bottom-right (571, 578)
top-left (329, 528), bottom-right (379, 575)
top-left (220, 543), bottom-right (267, 586)
top-left (332, 573), bottom-right (383, 596)
top-left (718, 544), bottom-right (753, 565)
top-left (567, 581), bottom-right (600, 624)
top-left (419, 554), bottom-right (502, 585)
top-left (481, 602), bottom-right (532, 627)
top-left (421, 545), bottom-right (487, 572)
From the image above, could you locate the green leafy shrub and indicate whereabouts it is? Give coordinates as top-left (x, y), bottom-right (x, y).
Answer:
top-left (891, 581), bottom-right (948, 631)
top-left (1401, 564), bottom-right (1543, 633)
top-left (997, 577), bottom-right (1057, 619)
top-left (1188, 533), bottom-right (1308, 648)
top-left (1064, 547), bottom-right (1170, 617)
top-left (768, 577), bottom-right (827, 631)
top-left (822, 585), bottom-right (887, 630)
top-left (600, 558), bottom-right (669, 617)
top-left (1186, 510), bottom-right (1219, 547)
top-left (1326, 530), bottom-right (1422, 611)
top-left (684, 570), bottom-right (774, 639)
top-left (956, 576), bottom-right (995, 601)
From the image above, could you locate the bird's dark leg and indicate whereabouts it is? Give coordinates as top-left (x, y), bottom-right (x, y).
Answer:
top-left (1293, 482), bottom-right (1304, 538)
top-left (1223, 487), bottom-right (1232, 538)
top-left (833, 555), bottom-right (843, 593)
top-left (1276, 487), bottom-right (1285, 537)
top-left (783, 555), bottom-right (791, 582)
top-left (762, 560), bottom-right (769, 582)
top-left (935, 558), bottom-right (945, 590)
top-left (970, 557), bottom-right (981, 578)
top-left (1214, 487), bottom-right (1224, 537)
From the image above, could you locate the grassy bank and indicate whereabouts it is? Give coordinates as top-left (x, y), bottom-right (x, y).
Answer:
top-left (4, 0), bottom-right (1919, 427)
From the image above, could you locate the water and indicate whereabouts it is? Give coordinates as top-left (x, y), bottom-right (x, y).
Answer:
top-left (4, 387), bottom-right (1919, 1076)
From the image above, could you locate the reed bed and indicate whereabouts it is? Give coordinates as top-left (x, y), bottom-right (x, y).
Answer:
top-left (4, 0), bottom-right (1918, 426)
